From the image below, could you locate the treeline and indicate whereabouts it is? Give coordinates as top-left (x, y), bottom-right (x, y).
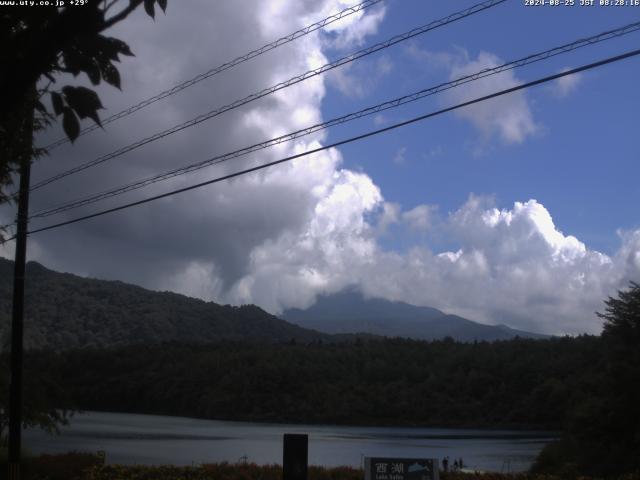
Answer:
top-left (2, 282), bottom-right (637, 477)
top-left (15, 336), bottom-right (603, 429)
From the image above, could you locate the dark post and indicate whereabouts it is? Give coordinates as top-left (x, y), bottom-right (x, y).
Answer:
top-left (8, 94), bottom-right (34, 480)
top-left (283, 434), bottom-right (308, 480)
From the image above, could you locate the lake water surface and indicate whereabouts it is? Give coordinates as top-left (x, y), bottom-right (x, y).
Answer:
top-left (23, 411), bottom-right (556, 473)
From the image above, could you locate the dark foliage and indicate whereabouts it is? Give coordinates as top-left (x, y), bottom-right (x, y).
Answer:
top-left (11, 336), bottom-right (602, 429)
top-left (0, 259), bottom-right (637, 475)
top-left (532, 282), bottom-right (640, 477)
top-left (84, 463), bottom-right (363, 480)
top-left (0, 259), bottom-right (327, 350)
top-left (0, 349), bottom-right (73, 441)
top-left (0, 0), bottom-right (167, 207)
top-left (599, 281), bottom-right (640, 344)
top-left (3, 458), bottom-right (640, 480)
top-left (0, 451), bottom-right (103, 480)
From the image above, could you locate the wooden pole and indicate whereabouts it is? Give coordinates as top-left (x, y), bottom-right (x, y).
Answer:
top-left (8, 92), bottom-right (34, 480)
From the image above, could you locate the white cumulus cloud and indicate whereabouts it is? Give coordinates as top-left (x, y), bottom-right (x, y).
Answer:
top-left (446, 51), bottom-right (538, 144)
top-left (355, 197), bottom-right (636, 335)
top-left (551, 68), bottom-right (583, 98)
top-left (402, 204), bottom-right (436, 231)
top-left (216, 192), bottom-right (639, 336)
top-left (407, 46), bottom-right (539, 145)
top-left (1, 2), bottom-right (637, 340)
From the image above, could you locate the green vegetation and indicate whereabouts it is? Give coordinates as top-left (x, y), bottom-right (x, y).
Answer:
top-left (1, 456), bottom-right (639, 480)
top-left (87, 463), bottom-right (361, 480)
top-left (0, 0), bottom-right (168, 211)
top-left (0, 258), bottom-right (637, 475)
top-left (532, 282), bottom-right (640, 477)
top-left (15, 336), bottom-right (599, 429)
top-left (0, 352), bottom-right (72, 444)
top-left (0, 452), bottom-right (104, 480)
top-left (0, 259), bottom-right (326, 351)
top-left (74, 463), bottom-right (640, 480)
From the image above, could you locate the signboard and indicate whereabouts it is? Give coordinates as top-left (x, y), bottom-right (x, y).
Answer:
top-left (365, 457), bottom-right (439, 480)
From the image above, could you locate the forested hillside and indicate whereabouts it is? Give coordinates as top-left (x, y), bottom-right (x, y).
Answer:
top-left (17, 336), bottom-right (601, 429)
top-left (1, 258), bottom-right (549, 351)
top-left (0, 258), bottom-right (326, 350)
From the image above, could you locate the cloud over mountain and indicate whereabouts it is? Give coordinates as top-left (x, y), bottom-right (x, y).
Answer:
top-left (0, 1), bottom-right (637, 337)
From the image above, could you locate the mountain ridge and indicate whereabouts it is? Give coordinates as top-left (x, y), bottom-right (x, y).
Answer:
top-left (282, 289), bottom-right (548, 341)
top-left (0, 258), bottom-right (547, 349)
top-left (0, 257), bottom-right (328, 350)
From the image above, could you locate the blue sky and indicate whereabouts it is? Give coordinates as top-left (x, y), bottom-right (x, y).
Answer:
top-left (2, 0), bottom-right (638, 334)
top-left (321, 0), bottom-right (639, 255)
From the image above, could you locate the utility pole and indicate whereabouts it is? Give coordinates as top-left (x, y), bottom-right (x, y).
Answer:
top-left (8, 92), bottom-right (34, 480)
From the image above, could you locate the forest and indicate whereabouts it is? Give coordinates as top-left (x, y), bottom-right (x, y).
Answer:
top-left (0, 280), bottom-right (638, 477)
top-left (0, 259), bottom-right (328, 350)
top-left (6, 336), bottom-right (601, 429)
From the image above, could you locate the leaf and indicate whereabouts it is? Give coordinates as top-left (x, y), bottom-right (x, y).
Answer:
top-left (62, 86), bottom-right (103, 127)
top-left (51, 92), bottom-right (64, 116)
top-left (100, 36), bottom-right (123, 62)
top-left (107, 37), bottom-right (134, 57)
top-left (101, 63), bottom-right (121, 90)
top-left (85, 59), bottom-right (101, 85)
top-left (144, 0), bottom-right (155, 18)
top-left (62, 107), bottom-right (80, 142)
top-left (62, 51), bottom-right (82, 76)
top-left (157, 0), bottom-right (167, 12)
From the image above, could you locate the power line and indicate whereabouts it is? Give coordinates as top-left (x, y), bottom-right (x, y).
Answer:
top-left (15, 48), bottom-right (639, 240)
top-left (29, 0), bottom-right (506, 192)
top-left (28, 20), bottom-right (640, 220)
top-left (41, 0), bottom-right (385, 151)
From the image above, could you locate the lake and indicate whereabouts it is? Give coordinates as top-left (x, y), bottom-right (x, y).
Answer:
top-left (23, 411), bottom-right (556, 472)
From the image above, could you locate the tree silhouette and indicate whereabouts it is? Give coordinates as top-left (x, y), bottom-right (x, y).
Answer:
top-left (596, 282), bottom-right (640, 473)
top-left (533, 281), bottom-right (640, 476)
top-left (0, 0), bottom-right (168, 207)
top-left (598, 281), bottom-right (640, 344)
top-left (0, 0), bottom-right (169, 447)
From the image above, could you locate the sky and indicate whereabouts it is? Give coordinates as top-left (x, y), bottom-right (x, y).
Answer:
top-left (1, 0), bottom-right (639, 335)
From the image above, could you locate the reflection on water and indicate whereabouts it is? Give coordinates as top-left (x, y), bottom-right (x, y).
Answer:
top-left (23, 411), bottom-right (556, 472)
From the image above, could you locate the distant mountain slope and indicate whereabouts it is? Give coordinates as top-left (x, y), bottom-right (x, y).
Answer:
top-left (282, 289), bottom-right (548, 341)
top-left (0, 258), bottom-right (326, 350)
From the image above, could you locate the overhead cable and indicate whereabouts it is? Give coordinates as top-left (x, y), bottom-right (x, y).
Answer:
top-left (30, 0), bottom-right (506, 191)
top-left (13, 48), bottom-right (639, 240)
top-left (42, 0), bottom-right (385, 151)
top-left (29, 20), bottom-right (640, 219)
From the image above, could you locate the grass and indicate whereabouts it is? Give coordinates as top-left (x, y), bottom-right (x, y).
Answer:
top-left (0, 454), bottom-right (639, 480)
